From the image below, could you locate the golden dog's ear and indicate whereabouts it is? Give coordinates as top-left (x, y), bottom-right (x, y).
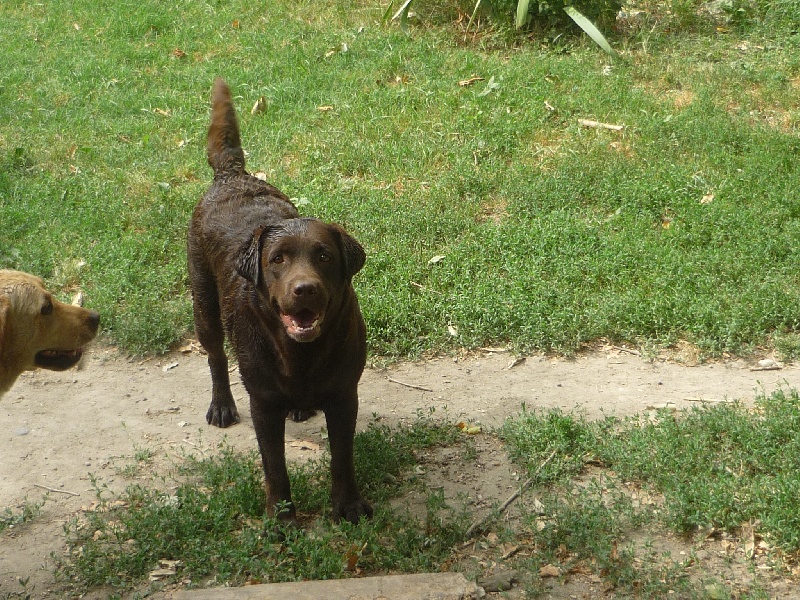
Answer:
top-left (235, 225), bottom-right (269, 285)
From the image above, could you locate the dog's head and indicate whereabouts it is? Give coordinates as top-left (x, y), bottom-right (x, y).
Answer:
top-left (235, 219), bottom-right (365, 343)
top-left (0, 270), bottom-right (100, 377)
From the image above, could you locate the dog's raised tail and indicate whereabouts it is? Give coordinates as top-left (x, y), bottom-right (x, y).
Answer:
top-left (207, 78), bottom-right (245, 178)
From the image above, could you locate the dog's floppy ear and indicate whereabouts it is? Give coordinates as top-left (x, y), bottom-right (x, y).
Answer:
top-left (235, 225), bottom-right (270, 285)
top-left (331, 224), bottom-right (366, 280)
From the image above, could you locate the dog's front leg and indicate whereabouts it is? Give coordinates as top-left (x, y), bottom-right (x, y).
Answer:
top-left (325, 398), bottom-right (373, 524)
top-left (252, 401), bottom-right (297, 525)
top-left (205, 351), bottom-right (239, 427)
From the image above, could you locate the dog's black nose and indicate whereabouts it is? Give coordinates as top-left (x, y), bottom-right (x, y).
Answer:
top-left (292, 282), bottom-right (317, 297)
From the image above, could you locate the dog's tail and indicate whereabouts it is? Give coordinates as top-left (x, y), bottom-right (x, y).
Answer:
top-left (207, 78), bottom-right (245, 179)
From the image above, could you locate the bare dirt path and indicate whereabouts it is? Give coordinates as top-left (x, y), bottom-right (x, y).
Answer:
top-left (1, 345), bottom-right (797, 598)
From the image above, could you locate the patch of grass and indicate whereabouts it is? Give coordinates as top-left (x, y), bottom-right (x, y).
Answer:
top-left (3, 0), bottom-right (800, 358)
top-left (499, 387), bottom-right (800, 593)
top-left (0, 498), bottom-right (46, 535)
top-left (57, 418), bottom-right (470, 596)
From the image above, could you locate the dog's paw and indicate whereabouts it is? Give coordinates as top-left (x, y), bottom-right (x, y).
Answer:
top-left (288, 409), bottom-right (317, 422)
top-left (332, 497), bottom-right (373, 525)
top-left (206, 403), bottom-right (240, 428)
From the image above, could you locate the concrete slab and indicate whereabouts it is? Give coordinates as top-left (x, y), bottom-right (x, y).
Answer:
top-left (170, 572), bottom-right (482, 600)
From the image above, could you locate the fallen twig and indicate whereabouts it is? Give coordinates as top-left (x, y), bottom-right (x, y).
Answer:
top-left (386, 377), bottom-right (433, 392)
top-left (750, 366), bottom-right (782, 372)
top-left (578, 118), bottom-right (624, 131)
top-left (465, 449), bottom-right (557, 538)
top-left (611, 345), bottom-right (640, 356)
top-left (410, 281), bottom-right (443, 295)
top-left (506, 357), bottom-right (526, 370)
top-left (684, 397), bottom-right (727, 403)
top-left (33, 484), bottom-right (80, 497)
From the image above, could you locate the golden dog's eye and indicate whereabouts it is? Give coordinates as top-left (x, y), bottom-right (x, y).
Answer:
top-left (41, 299), bottom-right (53, 316)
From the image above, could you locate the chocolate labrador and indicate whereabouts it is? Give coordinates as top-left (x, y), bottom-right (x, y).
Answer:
top-left (188, 79), bottom-right (372, 525)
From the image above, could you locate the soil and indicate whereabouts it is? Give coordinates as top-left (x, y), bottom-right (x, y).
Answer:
top-left (2, 344), bottom-right (799, 599)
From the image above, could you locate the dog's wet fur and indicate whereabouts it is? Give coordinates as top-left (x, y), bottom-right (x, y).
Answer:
top-left (188, 78), bottom-right (372, 525)
top-left (0, 270), bottom-right (100, 397)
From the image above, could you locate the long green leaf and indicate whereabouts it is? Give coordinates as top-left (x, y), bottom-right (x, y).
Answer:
top-left (466, 0), bottom-right (486, 34)
top-left (382, 0), bottom-right (396, 24)
top-left (515, 0), bottom-right (531, 29)
top-left (563, 6), bottom-right (617, 57)
top-left (391, 0), bottom-right (414, 33)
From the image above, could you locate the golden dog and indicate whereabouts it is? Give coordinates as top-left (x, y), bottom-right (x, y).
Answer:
top-left (0, 270), bottom-right (100, 396)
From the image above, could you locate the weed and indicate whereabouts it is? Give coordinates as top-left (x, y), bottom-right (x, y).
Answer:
top-left (56, 418), bottom-right (472, 595)
top-left (0, 498), bottom-right (46, 535)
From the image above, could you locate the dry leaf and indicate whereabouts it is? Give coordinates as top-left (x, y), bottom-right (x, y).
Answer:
top-left (506, 357), bottom-right (526, 370)
top-left (178, 341), bottom-right (201, 354)
top-left (447, 324), bottom-right (458, 337)
top-left (251, 96), bottom-right (266, 115)
top-left (344, 544), bottom-right (364, 572)
top-left (232, 19), bottom-right (240, 29)
top-left (701, 193), bottom-right (714, 204)
top-left (317, 105), bottom-right (334, 112)
top-left (172, 48), bottom-right (187, 59)
top-left (154, 108), bottom-right (171, 117)
top-left (539, 564), bottom-right (562, 578)
top-left (428, 255), bottom-right (446, 265)
top-left (162, 362), bottom-right (179, 372)
top-left (69, 165), bottom-right (81, 174)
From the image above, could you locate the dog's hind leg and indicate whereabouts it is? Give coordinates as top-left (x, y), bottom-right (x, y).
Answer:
top-left (189, 262), bottom-right (239, 428)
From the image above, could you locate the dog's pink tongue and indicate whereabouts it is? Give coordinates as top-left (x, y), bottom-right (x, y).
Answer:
top-left (281, 310), bottom-right (320, 341)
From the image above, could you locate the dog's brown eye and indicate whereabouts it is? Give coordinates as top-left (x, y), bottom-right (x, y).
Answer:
top-left (41, 299), bottom-right (53, 316)
top-left (319, 253), bottom-right (331, 263)
top-left (271, 254), bottom-right (284, 264)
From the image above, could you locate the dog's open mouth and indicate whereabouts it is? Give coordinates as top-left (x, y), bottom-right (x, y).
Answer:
top-left (35, 349), bottom-right (84, 371)
top-left (280, 309), bottom-right (322, 342)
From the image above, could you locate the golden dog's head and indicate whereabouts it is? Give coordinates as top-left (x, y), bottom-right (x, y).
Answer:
top-left (0, 270), bottom-right (100, 394)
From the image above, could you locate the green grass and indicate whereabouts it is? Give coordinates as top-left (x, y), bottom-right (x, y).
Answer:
top-left (2, 0), bottom-right (800, 356)
top-left (58, 418), bottom-right (469, 596)
top-left (0, 498), bottom-right (46, 536)
top-left (60, 389), bottom-right (800, 597)
top-left (499, 387), bottom-right (800, 595)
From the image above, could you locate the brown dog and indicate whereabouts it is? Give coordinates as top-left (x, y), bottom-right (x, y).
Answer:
top-left (188, 79), bottom-right (372, 525)
top-left (0, 270), bottom-right (100, 397)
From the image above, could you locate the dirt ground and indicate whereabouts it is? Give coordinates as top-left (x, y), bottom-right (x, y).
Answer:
top-left (2, 344), bottom-right (799, 599)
